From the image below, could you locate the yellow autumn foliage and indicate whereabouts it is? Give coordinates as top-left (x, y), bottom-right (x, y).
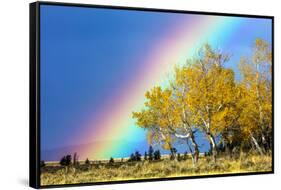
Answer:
top-left (133, 39), bottom-right (272, 156)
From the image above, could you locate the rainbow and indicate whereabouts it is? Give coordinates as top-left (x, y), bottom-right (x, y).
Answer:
top-left (76, 14), bottom-right (242, 160)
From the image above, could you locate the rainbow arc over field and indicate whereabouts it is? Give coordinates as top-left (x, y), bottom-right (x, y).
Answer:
top-left (79, 17), bottom-right (239, 159)
top-left (40, 5), bottom-right (272, 161)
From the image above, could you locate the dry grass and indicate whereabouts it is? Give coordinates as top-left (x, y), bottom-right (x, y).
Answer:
top-left (40, 153), bottom-right (272, 186)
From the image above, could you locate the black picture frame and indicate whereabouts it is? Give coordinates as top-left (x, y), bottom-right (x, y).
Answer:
top-left (30, 1), bottom-right (274, 189)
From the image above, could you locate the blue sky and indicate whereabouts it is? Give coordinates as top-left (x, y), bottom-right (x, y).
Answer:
top-left (40, 4), bottom-right (272, 160)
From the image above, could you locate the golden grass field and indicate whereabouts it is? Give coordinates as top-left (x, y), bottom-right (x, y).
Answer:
top-left (40, 153), bottom-right (272, 186)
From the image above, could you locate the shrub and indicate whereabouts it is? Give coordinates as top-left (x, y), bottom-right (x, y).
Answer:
top-left (183, 151), bottom-right (188, 160)
top-left (170, 147), bottom-right (177, 160)
top-left (85, 158), bottom-right (90, 165)
top-left (128, 151), bottom-right (142, 162)
top-left (148, 146), bottom-right (154, 161)
top-left (60, 155), bottom-right (72, 166)
top-left (40, 160), bottom-right (46, 167)
top-left (154, 150), bottom-right (161, 160)
top-left (128, 153), bottom-right (136, 162)
top-left (73, 152), bottom-right (79, 166)
top-left (135, 151), bottom-right (142, 161)
top-left (144, 151), bottom-right (148, 160)
top-left (109, 157), bottom-right (114, 164)
top-left (177, 153), bottom-right (181, 161)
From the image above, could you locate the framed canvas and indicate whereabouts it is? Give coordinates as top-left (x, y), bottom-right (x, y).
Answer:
top-left (29, 1), bottom-right (274, 188)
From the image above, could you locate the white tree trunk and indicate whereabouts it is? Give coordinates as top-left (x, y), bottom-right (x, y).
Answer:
top-left (251, 134), bottom-right (264, 155)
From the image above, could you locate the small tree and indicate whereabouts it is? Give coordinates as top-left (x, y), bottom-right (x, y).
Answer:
top-left (154, 150), bottom-right (161, 160)
top-left (177, 153), bottom-right (181, 161)
top-left (148, 146), bottom-right (154, 161)
top-left (85, 158), bottom-right (90, 165)
top-left (60, 156), bottom-right (67, 165)
top-left (66, 155), bottom-right (72, 165)
top-left (183, 151), bottom-right (188, 160)
top-left (170, 147), bottom-right (177, 160)
top-left (135, 151), bottom-right (142, 161)
top-left (109, 157), bottom-right (114, 164)
top-left (60, 155), bottom-right (72, 166)
top-left (204, 152), bottom-right (211, 157)
top-left (128, 153), bottom-right (136, 162)
top-left (40, 160), bottom-right (46, 167)
top-left (73, 152), bottom-right (79, 166)
top-left (144, 151), bottom-right (148, 160)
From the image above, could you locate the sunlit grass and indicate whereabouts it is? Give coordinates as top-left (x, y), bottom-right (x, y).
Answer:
top-left (40, 153), bottom-right (272, 186)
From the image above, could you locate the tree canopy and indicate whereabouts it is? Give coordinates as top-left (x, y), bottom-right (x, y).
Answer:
top-left (133, 39), bottom-right (272, 162)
